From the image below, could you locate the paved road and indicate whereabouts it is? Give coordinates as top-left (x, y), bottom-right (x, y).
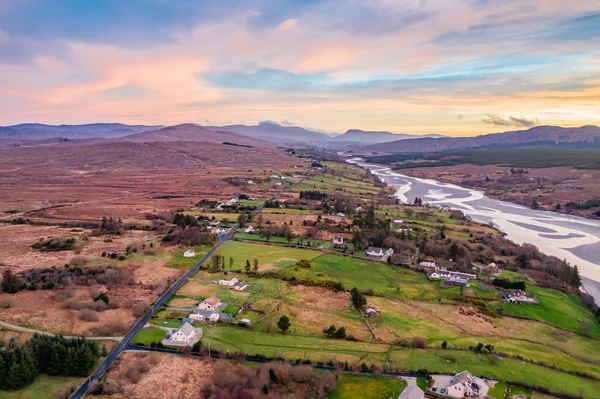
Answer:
top-left (69, 177), bottom-right (308, 399)
top-left (0, 321), bottom-right (123, 341)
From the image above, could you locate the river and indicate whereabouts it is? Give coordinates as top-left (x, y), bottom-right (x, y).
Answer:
top-left (348, 159), bottom-right (600, 303)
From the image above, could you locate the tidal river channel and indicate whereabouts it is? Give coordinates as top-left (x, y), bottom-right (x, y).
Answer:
top-left (350, 159), bottom-right (600, 303)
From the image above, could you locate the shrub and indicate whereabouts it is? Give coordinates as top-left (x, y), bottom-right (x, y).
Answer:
top-left (79, 309), bottom-right (100, 322)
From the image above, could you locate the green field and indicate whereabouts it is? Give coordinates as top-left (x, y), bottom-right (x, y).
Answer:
top-left (132, 327), bottom-right (166, 345)
top-left (149, 319), bottom-right (182, 328)
top-left (215, 240), bottom-right (323, 270)
top-left (501, 285), bottom-right (600, 337)
top-left (2, 374), bottom-right (81, 399)
top-left (329, 374), bottom-right (406, 399)
top-left (310, 254), bottom-right (462, 301)
top-left (164, 247), bottom-right (210, 270)
top-left (202, 326), bottom-right (600, 398)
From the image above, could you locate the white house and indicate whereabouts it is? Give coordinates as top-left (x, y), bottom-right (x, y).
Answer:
top-left (393, 219), bottom-right (404, 225)
top-left (197, 296), bottom-right (221, 312)
top-left (169, 323), bottom-right (198, 343)
top-left (219, 277), bottom-right (239, 287)
top-left (245, 225), bottom-right (255, 233)
top-left (189, 313), bottom-right (205, 322)
top-left (247, 180), bottom-right (255, 185)
top-left (332, 236), bottom-right (344, 245)
top-left (365, 307), bottom-right (377, 317)
top-left (183, 249), bottom-right (195, 258)
top-left (275, 182), bottom-right (283, 186)
top-left (209, 220), bottom-right (221, 227)
top-left (446, 371), bottom-right (489, 398)
top-left (419, 260), bottom-right (437, 269)
top-left (428, 270), bottom-right (476, 281)
top-left (366, 247), bottom-right (384, 257)
top-left (208, 313), bottom-right (220, 322)
top-left (502, 290), bottom-right (539, 304)
top-left (398, 385), bottom-right (424, 399)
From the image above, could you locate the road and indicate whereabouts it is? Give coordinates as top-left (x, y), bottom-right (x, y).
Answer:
top-left (69, 177), bottom-right (307, 398)
top-left (0, 321), bottom-right (123, 341)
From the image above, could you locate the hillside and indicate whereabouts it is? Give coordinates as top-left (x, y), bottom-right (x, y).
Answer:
top-left (120, 123), bottom-right (273, 147)
top-left (359, 125), bottom-right (600, 153)
top-left (206, 122), bottom-right (330, 144)
top-left (1, 123), bottom-right (163, 139)
top-left (331, 129), bottom-right (444, 145)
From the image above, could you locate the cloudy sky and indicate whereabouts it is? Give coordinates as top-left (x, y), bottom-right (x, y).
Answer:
top-left (1, 0), bottom-right (599, 135)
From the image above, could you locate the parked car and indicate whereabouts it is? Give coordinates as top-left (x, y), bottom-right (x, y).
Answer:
top-left (432, 386), bottom-right (437, 392)
top-left (440, 388), bottom-right (446, 394)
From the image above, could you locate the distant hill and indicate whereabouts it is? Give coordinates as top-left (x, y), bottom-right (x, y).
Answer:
top-left (331, 129), bottom-right (444, 145)
top-left (205, 122), bottom-right (330, 144)
top-left (359, 125), bottom-right (600, 154)
top-left (1, 123), bottom-right (163, 139)
top-left (120, 123), bottom-right (273, 147)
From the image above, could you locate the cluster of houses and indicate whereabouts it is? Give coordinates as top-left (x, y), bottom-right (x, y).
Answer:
top-left (216, 276), bottom-right (249, 291)
top-left (421, 261), bottom-right (477, 287)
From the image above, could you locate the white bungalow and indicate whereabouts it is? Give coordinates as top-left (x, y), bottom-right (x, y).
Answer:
top-left (366, 247), bottom-right (384, 257)
top-left (183, 249), bottom-right (195, 258)
top-left (244, 225), bottom-right (255, 233)
top-left (332, 236), bottom-right (344, 245)
top-left (208, 313), bottom-right (220, 322)
top-left (219, 277), bottom-right (239, 287)
top-left (189, 313), bottom-right (205, 322)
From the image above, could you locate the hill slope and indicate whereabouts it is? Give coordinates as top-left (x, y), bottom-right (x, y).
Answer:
top-left (2, 123), bottom-right (163, 139)
top-left (120, 123), bottom-right (272, 147)
top-left (331, 129), bottom-right (444, 145)
top-left (206, 122), bottom-right (330, 144)
top-left (360, 125), bottom-right (600, 153)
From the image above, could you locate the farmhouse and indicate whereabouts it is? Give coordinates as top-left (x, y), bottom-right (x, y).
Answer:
top-left (197, 296), bottom-right (221, 312)
top-left (428, 270), bottom-right (476, 281)
top-left (367, 247), bottom-right (384, 257)
top-left (183, 249), bottom-right (195, 258)
top-left (332, 236), bottom-right (344, 245)
top-left (169, 322), bottom-right (200, 344)
top-left (244, 225), bottom-right (255, 233)
top-left (502, 290), bottom-right (539, 304)
top-left (219, 277), bottom-right (239, 287)
top-left (398, 385), bottom-right (424, 399)
top-left (446, 371), bottom-right (489, 398)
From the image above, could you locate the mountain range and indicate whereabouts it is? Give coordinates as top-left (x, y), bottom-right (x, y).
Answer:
top-left (1, 122), bottom-right (599, 154)
top-left (359, 125), bottom-right (600, 154)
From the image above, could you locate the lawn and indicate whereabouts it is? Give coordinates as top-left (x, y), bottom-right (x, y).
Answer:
top-left (164, 247), bottom-right (211, 270)
top-left (309, 254), bottom-right (462, 301)
top-left (215, 240), bottom-right (323, 270)
top-left (223, 304), bottom-right (241, 314)
top-left (149, 319), bottom-right (182, 328)
top-left (328, 374), bottom-right (406, 399)
top-left (131, 327), bottom-right (166, 345)
top-left (2, 374), bottom-right (81, 399)
top-left (501, 285), bottom-right (600, 338)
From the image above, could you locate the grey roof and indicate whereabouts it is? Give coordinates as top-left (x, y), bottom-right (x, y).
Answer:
top-left (367, 247), bottom-right (382, 253)
top-left (398, 385), bottom-right (424, 399)
top-left (176, 322), bottom-right (195, 336)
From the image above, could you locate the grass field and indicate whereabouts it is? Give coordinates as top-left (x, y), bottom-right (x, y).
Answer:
top-left (215, 240), bottom-right (323, 270)
top-left (501, 285), bottom-right (600, 338)
top-left (149, 319), bottom-right (182, 328)
top-left (201, 326), bottom-right (600, 398)
top-left (164, 247), bottom-right (210, 270)
top-left (310, 254), bottom-right (462, 301)
top-left (329, 374), bottom-right (406, 399)
top-left (2, 374), bottom-right (81, 399)
top-left (131, 327), bottom-right (166, 345)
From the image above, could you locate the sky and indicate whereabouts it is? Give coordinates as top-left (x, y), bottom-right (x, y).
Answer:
top-left (0, 0), bottom-right (599, 136)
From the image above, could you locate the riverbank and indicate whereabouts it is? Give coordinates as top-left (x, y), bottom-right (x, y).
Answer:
top-left (349, 159), bottom-right (600, 304)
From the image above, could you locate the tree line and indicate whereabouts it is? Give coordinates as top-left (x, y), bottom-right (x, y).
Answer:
top-left (0, 334), bottom-right (101, 391)
top-left (299, 190), bottom-right (327, 200)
